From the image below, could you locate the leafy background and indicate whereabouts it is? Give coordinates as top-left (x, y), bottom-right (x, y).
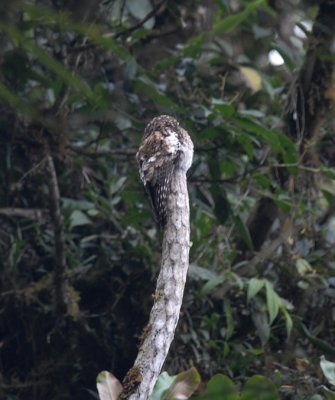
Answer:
top-left (0, 0), bottom-right (335, 399)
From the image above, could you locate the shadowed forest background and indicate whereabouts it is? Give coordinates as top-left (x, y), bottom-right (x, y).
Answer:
top-left (0, 0), bottom-right (335, 399)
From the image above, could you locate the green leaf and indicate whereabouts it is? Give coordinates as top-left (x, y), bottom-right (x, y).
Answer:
top-left (320, 356), bottom-right (335, 386)
top-left (247, 278), bottom-right (265, 302)
top-left (96, 371), bottom-right (123, 400)
top-left (214, 0), bottom-right (266, 34)
top-left (246, 348), bottom-right (265, 356)
top-left (265, 281), bottom-right (280, 325)
top-left (183, 33), bottom-right (205, 58)
top-left (241, 375), bottom-right (279, 400)
top-left (296, 258), bottom-right (313, 276)
top-left (134, 76), bottom-right (177, 109)
top-left (212, 99), bottom-right (236, 118)
top-left (69, 210), bottom-right (91, 229)
top-left (253, 173), bottom-right (273, 190)
top-left (62, 198), bottom-right (95, 210)
top-left (203, 374), bottom-right (239, 400)
top-left (319, 385), bottom-right (335, 400)
top-left (189, 264), bottom-right (221, 282)
top-left (321, 166), bottom-right (335, 180)
top-left (163, 367), bottom-right (201, 400)
top-left (279, 304), bottom-right (293, 337)
top-left (234, 117), bottom-right (282, 152)
top-left (109, 177), bottom-right (127, 195)
top-left (200, 276), bottom-right (226, 296)
top-left (272, 192), bottom-right (292, 212)
top-left (277, 133), bottom-right (298, 166)
top-left (150, 372), bottom-right (177, 400)
top-left (298, 324), bottom-right (335, 356)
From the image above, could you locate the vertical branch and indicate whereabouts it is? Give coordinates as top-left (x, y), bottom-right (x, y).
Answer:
top-left (121, 116), bottom-right (193, 400)
top-left (46, 154), bottom-right (68, 315)
top-left (122, 170), bottom-right (191, 400)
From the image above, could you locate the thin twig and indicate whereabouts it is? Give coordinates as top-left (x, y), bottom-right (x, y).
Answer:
top-left (46, 154), bottom-right (68, 315)
top-left (17, 157), bottom-right (47, 184)
top-left (271, 163), bottom-right (321, 173)
top-left (0, 207), bottom-right (47, 221)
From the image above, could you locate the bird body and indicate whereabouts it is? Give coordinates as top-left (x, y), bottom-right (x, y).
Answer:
top-left (136, 115), bottom-right (193, 227)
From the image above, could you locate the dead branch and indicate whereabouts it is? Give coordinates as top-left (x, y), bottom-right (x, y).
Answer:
top-left (45, 154), bottom-right (68, 315)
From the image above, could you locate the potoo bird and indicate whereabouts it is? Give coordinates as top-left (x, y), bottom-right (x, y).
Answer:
top-left (136, 115), bottom-right (194, 228)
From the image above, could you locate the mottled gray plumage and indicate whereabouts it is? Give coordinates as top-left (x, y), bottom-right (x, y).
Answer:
top-left (136, 115), bottom-right (193, 227)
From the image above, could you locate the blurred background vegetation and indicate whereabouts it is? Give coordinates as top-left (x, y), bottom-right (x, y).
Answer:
top-left (0, 0), bottom-right (335, 399)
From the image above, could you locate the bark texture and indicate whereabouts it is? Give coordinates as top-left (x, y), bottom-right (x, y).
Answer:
top-left (122, 169), bottom-right (191, 400)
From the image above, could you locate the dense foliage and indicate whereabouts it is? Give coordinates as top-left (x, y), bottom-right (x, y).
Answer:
top-left (0, 0), bottom-right (335, 399)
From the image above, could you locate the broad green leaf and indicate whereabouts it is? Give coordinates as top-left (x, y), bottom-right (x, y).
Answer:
top-left (279, 304), bottom-right (293, 337)
top-left (220, 159), bottom-right (235, 176)
top-left (109, 177), bottom-right (127, 195)
top-left (253, 173), bottom-right (273, 190)
top-left (265, 281), bottom-right (280, 325)
top-left (69, 210), bottom-right (91, 229)
top-left (183, 33), bottom-right (205, 58)
top-left (96, 371), bottom-right (123, 400)
top-left (273, 195), bottom-right (292, 213)
top-left (320, 356), bottom-right (335, 386)
top-left (163, 367), bottom-right (201, 400)
top-left (150, 372), bottom-right (176, 400)
top-left (241, 375), bottom-right (279, 400)
top-left (234, 129), bottom-right (255, 159)
top-left (203, 374), bottom-right (239, 400)
top-left (247, 278), bottom-right (265, 302)
top-left (277, 133), bottom-right (298, 166)
top-left (134, 76), bottom-right (177, 109)
top-left (321, 166), bottom-right (335, 180)
top-left (214, 0), bottom-right (266, 34)
top-left (296, 258), bottom-right (313, 276)
top-left (234, 117), bottom-right (282, 152)
top-left (246, 348), bottom-right (265, 356)
top-left (188, 264), bottom-right (221, 282)
top-left (154, 55), bottom-right (179, 75)
top-left (200, 276), bottom-right (226, 296)
top-left (309, 395), bottom-right (324, 400)
top-left (319, 385), bottom-right (335, 400)
top-left (299, 324), bottom-right (335, 356)
top-left (212, 99), bottom-right (236, 118)
top-left (62, 198), bottom-right (95, 210)
top-left (214, 12), bottom-right (249, 34)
